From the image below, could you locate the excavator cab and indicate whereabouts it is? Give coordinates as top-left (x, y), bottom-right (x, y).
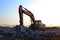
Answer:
top-left (34, 20), bottom-right (41, 29)
top-left (35, 20), bottom-right (41, 24)
top-left (29, 20), bottom-right (41, 30)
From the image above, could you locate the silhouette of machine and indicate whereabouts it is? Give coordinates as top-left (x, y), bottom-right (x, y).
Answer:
top-left (18, 5), bottom-right (45, 30)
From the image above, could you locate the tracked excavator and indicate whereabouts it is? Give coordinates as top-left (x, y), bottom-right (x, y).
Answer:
top-left (18, 5), bottom-right (45, 30)
top-left (0, 5), bottom-right (59, 40)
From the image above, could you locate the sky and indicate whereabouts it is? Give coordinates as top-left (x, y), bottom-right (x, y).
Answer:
top-left (0, 0), bottom-right (60, 27)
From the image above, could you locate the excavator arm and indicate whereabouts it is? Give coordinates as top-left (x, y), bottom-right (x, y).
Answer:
top-left (23, 8), bottom-right (35, 24)
top-left (18, 5), bottom-right (35, 25)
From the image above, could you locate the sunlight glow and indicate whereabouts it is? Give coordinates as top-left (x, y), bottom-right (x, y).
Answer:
top-left (0, 0), bottom-right (60, 27)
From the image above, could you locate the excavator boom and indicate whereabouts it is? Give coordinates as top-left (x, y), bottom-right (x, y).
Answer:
top-left (18, 5), bottom-right (35, 25)
top-left (18, 5), bottom-right (23, 25)
top-left (23, 8), bottom-right (35, 24)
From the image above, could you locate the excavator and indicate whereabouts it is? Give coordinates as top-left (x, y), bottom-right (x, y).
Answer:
top-left (0, 5), bottom-right (59, 40)
top-left (18, 5), bottom-right (45, 30)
